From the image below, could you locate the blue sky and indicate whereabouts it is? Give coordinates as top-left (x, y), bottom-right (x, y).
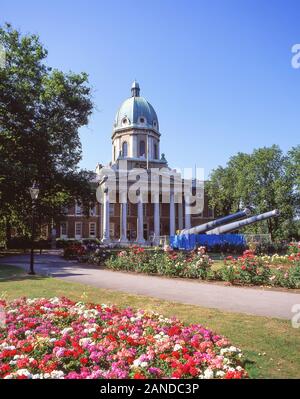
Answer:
top-left (1, 0), bottom-right (300, 178)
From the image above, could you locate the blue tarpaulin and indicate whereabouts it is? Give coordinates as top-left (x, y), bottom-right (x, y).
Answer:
top-left (170, 234), bottom-right (246, 251)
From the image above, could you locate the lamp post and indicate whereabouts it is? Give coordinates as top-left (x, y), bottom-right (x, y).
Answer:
top-left (29, 182), bottom-right (39, 275)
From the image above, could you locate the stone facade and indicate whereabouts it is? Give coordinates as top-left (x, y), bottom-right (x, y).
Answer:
top-left (54, 82), bottom-right (214, 244)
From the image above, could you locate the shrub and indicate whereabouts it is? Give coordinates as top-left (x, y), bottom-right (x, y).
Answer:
top-left (6, 237), bottom-right (51, 250)
top-left (63, 243), bottom-right (86, 259)
top-left (87, 248), bottom-right (113, 265)
top-left (105, 246), bottom-right (213, 279)
top-left (287, 241), bottom-right (300, 255)
top-left (220, 250), bottom-right (300, 288)
top-left (56, 239), bottom-right (82, 249)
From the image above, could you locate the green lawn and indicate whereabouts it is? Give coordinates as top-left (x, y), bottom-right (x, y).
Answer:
top-left (0, 264), bottom-right (299, 379)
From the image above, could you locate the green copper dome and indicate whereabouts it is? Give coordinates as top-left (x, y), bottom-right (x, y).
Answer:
top-left (114, 81), bottom-right (159, 132)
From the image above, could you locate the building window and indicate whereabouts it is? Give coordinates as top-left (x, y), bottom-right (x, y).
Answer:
top-left (113, 146), bottom-right (116, 161)
top-left (75, 222), bottom-right (82, 239)
top-left (60, 222), bottom-right (68, 238)
top-left (89, 222), bottom-right (96, 238)
top-left (75, 201), bottom-right (82, 215)
top-left (139, 140), bottom-right (145, 157)
top-left (62, 205), bottom-right (68, 215)
top-left (153, 120), bottom-right (157, 128)
top-left (154, 143), bottom-right (158, 159)
top-left (90, 204), bottom-right (96, 216)
top-left (122, 141), bottom-right (128, 157)
top-left (109, 203), bottom-right (115, 216)
top-left (122, 118), bottom-right (128, 126)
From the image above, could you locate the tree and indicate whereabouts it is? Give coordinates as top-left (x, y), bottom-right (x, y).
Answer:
top-left (0, 23), bottom-right (95, 241)
top-left (207, 145), bottom-right (297, 240)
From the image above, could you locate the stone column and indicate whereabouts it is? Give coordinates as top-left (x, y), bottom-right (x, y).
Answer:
top-left (101, 188), bottom-right (110, 243)
top-left (153, 194), bottom-right (160, 245)
top-left (137, 196), bottom-right (145, 244)
top-left (178, 202), bottom-right (183, 230)
top-left (119, 192), bottom-right (128, 243)
top-left (184, 195), bottom-right (191, 229)
top-left (169, 190), bottom-right (175, 236)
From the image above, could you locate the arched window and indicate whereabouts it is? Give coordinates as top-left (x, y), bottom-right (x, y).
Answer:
top-left (122, 141), bottom-right (128, 157)
top-left (154, 143), bottom-right (158, 159)
top-left (139, 140), bottom-right (145, 157)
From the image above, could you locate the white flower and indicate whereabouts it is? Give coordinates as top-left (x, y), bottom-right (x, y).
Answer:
top-left (50, 297), bottom-right (60, 304)
top-left (61, 327), bottom-right (73, 335)
top-left (133, 359), bottom-right (141, 367)
top-left (174, 344), bottom-right (182, 351)
top-left (216, 370), bottom-right (225, 377)
top-left (140, 362), bottom-right (148, 368)
top-left (16, 369), bottom-right (32, 377)
top-left (79, 337), bottom-right (92, 347)
top-left (83, 327), bottom-right (96, 334)
top-left (50, 370), bottom-right (65, 379)
top-left (203, 368), bottom-right (214, 379)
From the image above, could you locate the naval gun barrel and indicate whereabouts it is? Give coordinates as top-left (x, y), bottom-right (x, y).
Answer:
top-left (206, 209), bottom-right (280, 235)
top-left (179, 208), bottom-right (251, 235)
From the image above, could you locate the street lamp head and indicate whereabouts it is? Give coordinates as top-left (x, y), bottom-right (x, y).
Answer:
top-left (29, 181), bottom-right (40, 201)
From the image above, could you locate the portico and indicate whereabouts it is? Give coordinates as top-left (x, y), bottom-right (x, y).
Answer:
top-left (96, 81), bottom-right (209, 245)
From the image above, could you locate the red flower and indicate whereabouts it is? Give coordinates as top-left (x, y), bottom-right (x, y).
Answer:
top-left (80, 357), bottom-right (88, 365)
top-left (107, 334), bottom-right (117, 342)
top-left (0, 364), bottom-right (11, 375)
top-left (168, 326), bottom-right (182, 336)
top-left (172, 351), bottom-right (180, 359)
top-left (189, 367), bottom-right (198, 376)
top-left (172, 369), bottom-right (183, 378)
top-left (225, 370), bottom-right (244, 379)
top-left (134, 372), bottom-right (146, 379)
top-left (22, 344), bottom-right (33, 353)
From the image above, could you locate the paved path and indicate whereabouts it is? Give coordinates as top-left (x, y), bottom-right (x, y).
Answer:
top-left (1, 253), bottom-right (300, 320)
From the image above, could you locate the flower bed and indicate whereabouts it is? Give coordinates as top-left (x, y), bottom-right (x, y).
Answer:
top-left (219, 249), bottom-right (300, 288)
top-left (105, 245), bottom-right (300, 289)
top-left (0, 297), bottom-right (247, 379)
top-left (105, 246), bottom-right (215, 280)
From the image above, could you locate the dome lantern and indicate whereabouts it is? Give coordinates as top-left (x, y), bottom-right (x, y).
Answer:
top-left (131, 80), bottom-right (140, 97)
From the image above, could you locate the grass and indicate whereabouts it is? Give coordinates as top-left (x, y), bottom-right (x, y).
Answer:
top-left (0, 264), bottom-right (300, 379)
